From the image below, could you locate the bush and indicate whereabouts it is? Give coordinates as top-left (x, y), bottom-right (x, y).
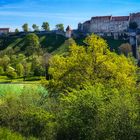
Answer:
top-left (57, 85), bottom-right (139, 140)
top-left (0, 127), bottom-right (24, 140)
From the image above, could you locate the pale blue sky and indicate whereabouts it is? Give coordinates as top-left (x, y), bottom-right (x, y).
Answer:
top-left (0, 0), bottom-right (140, 31)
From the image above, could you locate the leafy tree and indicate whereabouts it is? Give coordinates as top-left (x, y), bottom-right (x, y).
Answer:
top-left (22, 23), bottom-right (29, 32)
top-left (47, 34), bottom-right (136, 95)
top-left (25, 33), bottom-right (40, 56)
top-left (0, 66), bottom-right (4, 75)
top-left (0, 128), bottom-right (24, 140)
top-left (15, 28), bottom-right (19, 33)
top-left (16, 63), bottom-right (24, 77)
top-left (119, 43), bottom-right (132, 56)
top-left (6, 66), bottom-right (17, 79)
top-left (57, 85), bottom-right (139, 140)
top-left (0, 55), bottom-right (10, 71)
top-left (32, 24), bottom-right (39, 31)
top-left (56, 24), bottom-right (64, 31)
top-left (42, 22), bottom-right (50, 31)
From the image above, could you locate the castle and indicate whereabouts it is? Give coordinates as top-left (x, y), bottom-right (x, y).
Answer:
top-left (78, 13), bottom-right (140, 36)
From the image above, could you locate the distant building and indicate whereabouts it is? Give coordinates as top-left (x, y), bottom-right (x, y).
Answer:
top-left (78, 12), bottom-right (140, 35)
top-left (0, 28), bottom-right (10, 35)
top-left (66, 26), bottom-right (72, 38)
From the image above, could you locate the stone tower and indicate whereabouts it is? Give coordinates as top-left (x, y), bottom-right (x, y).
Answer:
top-left (66, 26), bottom-right (72, 38)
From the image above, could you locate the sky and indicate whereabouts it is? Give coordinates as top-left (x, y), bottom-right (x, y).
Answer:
top-left (0, 0), bottom-right (140, 31)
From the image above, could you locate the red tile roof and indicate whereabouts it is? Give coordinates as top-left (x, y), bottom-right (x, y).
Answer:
top-left (92, 16), bottom-right (112, 20)
top-left (0, 28), bottom-right (9, 30)
top-left (112, 16), bottom-right (130, 21)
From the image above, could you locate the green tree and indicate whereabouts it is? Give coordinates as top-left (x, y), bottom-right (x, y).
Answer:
top-left (22, 23), bottom-right (29, 32)
top-left (57, 85), bottom-right (139, 140)
top-left (0, 128), bottom-right (24, 140)
top-left (42, 22), bottom-right (50, 31)
top-left (56, 24), bottom-right (64, 31)
top-left (47, 34), bottom-right (136, 95)
top-left (25, 33), bottom-right (40, 56)
top-left (32, 24), bottom-right (39, 32)
top-left (0, 66), bottom-right (4, 75)
top-left (16, 63), bottom-right (24, 77)
top-left (6, 66), bottom-right (17, 79)
top-left (0, 55), bottom-right (10, 71)
top-left (15, 28), bottom-right (19, 33)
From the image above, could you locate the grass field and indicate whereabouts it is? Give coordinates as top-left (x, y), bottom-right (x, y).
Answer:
top-left (0, 76), bottom-right (45, 84)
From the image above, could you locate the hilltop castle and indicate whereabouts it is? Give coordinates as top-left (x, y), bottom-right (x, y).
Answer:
top-left (78, 13), bottom-right (140, 35)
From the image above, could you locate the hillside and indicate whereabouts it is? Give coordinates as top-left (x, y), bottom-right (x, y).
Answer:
top-left (0, 33), bottom-right (128, 54)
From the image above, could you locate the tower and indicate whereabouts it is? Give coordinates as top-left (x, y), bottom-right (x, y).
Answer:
top-left (66, 26), bottom-right (72, 38)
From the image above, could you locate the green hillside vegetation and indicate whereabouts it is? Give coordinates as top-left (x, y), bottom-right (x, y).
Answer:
top-left (0, 34), bottom-right (139, 140)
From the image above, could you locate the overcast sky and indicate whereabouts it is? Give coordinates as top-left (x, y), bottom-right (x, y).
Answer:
top-left (0, 0), bottom-right (140, 31)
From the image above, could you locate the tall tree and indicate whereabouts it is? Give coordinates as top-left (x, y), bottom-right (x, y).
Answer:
top-left (42, 22), bottom-right (50, 31)
top-left (56, 24), bottom-right (64, 31)
top-left (22, 23), bottom-right (29, 32)
top-left (32, 24), bottom-right (39, 32)
top-left (25, 33), bottom-right (40, 56)
top-left (15, 28), bottom-right (19, 33)
top-left (47, 34), bottom-right (136, 95)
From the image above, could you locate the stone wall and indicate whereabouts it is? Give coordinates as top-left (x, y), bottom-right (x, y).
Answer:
top-left (78, 13), bottom-right (140, 34)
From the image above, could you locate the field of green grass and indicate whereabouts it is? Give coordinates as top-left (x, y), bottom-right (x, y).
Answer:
top-left (0, 76), bottom-right (45, 84)
top-left (0, 84), bottom-right (47, 97)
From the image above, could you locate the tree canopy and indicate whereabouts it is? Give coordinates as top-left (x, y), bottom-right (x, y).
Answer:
top-left (47, 34), bottom-right (136, 95)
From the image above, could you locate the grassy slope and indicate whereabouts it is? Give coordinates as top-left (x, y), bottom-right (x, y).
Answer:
top-left (0, 33), bottom-right (128, 54)
top-left (0, 33), bottom-right (66, 53)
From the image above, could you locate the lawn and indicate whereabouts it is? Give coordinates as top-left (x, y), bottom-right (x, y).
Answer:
top-left (0, 76), bottom-right (45, 84)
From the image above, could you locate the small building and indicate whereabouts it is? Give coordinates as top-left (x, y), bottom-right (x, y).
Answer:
top-left (66, 26), bottom-right (72, 38)
top-left (0, 28), bottom-right (10, 35)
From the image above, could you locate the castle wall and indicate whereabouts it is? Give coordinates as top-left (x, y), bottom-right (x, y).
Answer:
top-left (78, 13), bottom-right (140, 34)
top-left (130, 13), bottom-right (140, 28)
top-left (90, 16), bottom-right (111, 33)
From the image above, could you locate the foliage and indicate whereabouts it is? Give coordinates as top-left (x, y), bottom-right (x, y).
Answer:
top-left (22, 23), bottom-right (29, 32)
top-left (0, 66), bottom-right (4, 75)
top-left (32, 24), bottom-right (39, 31)
top-left (42, 22), bottom-right (50, 31)
top-left (57, 85), bottom-right (139, 140)
top-left (25, 33), bottom-right (40, 56)
top-left (56, 24), bottom-right (64, 31)
top-left (0, 127), bottom-right (24, 140)
top-left (47, 34), bottom-right (136, 95)
top-left (6, 66), bottom-right (17, 79)
top-left (15, 28), bottom-right (19, 33)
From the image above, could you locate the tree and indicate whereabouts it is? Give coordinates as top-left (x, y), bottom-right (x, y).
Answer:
top-left (42, 22), bottom-right (50, 31)
top-left (129, 22), bottom-right (138, 30)
top-left (47, 34), bottom-right (136, 95)
top-left (25, 33), bottom-right (40, 56)
top-left (32, 24), bottom-right (39, 32)
top-left (56, 24), bottom-right (64, 31)
top-left (15, 28), bottom-right (19, 33)
top-left (6, 66), bottom-right (17, 79)
top-left (119, 43), bottom-right (132, 56)
top-left (22, 23), bottom-right (29, 32)
top-left (16, 63), bottom-right (24, 77)
top-left (57, 85), bottom-right (139, 140)
top-left (0, 55), bottom-right (10, 71)
top-left (0, 66), bottom-right (4, 75)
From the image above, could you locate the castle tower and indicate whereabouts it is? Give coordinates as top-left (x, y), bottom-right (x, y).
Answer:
top-left (66, 26), bottom-right (72, 38)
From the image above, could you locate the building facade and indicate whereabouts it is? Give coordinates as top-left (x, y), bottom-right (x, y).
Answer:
top-left (0, 28), bottom-right (10, 35)
top-left (78, 13), bottom-right (140, 34)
